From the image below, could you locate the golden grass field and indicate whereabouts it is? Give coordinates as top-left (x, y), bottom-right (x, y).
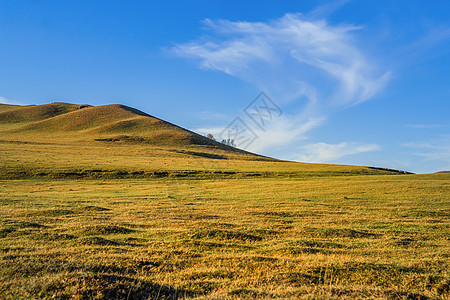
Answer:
top-left (0, 103), bottom-right (449, 299)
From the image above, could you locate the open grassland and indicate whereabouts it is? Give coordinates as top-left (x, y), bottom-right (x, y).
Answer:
top-left (0, 174), bottom-right (449, 299)
top-left (0, 103), bottom-right (448, 299)
top-left (0, 139), bottom-right (405, 180)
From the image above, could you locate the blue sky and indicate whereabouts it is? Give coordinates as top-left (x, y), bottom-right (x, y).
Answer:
top-left (0, 0), bottom-right (449, 173)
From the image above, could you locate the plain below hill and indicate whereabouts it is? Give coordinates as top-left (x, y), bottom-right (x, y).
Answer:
top-left (0, 102), bottom-right (411, 179)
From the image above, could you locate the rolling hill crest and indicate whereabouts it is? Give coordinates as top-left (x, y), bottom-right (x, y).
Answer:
top-left (0, 102), bottom-right (237, 150)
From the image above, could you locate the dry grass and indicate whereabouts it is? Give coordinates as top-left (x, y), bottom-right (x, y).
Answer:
top-left (0, 103), bottom-right (448, 299)
top-left (0, 175), bottom-right (449, 299)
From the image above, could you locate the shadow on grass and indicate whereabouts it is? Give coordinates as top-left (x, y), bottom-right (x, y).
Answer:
top-left (0, 219), bottom-right (47, 238)
top-left (302, 227), bottom-right (379, 238)
top-left (73, 273), bottom-right (199, 300)
top-left (0, 258), bottom-right (199, 299)
top-left (191, 229), bottom-right (263, 242)
top-left (81, 225), bottom-right (135, 235)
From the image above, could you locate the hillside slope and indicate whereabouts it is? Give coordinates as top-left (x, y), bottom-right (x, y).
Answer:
top-left (0, 103), bottom-right (22, 113)
top-left (1, 103), bottom-right (245, 149)
top-left (0, 102), bottom-right (410, 178)
top-left (0, 102), bottom-right (91, 123)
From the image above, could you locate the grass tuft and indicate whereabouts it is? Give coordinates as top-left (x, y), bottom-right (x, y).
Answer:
top-left (191, 229), bottom-right (263, 242)
top-left (81, 225), bottom-right (134, 235)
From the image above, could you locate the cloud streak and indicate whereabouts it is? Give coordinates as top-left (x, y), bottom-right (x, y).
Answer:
top-left (174, 13), bottom-right (390, 107)
top-left (404, 137), bottom-right (450, 163)
top-left (0, 96), bottom-right (13, 104)
top-left (173, 13), bottom-right (390, 159)
top-left (406, 123), bottom-right (442, 129)
top-left (0, 96), bottom-right (25, 105)
top-left (294, 142), bottom-right (381, 163)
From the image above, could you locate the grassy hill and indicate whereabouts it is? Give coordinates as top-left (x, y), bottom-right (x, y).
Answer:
top-left (0, 102), bottom-right (448, 299)
top-left (0, 102), bottom-right (88, 124)
top-left (0, 104), bottom-right (22, 113)
top-left (1, 103), bottom-right (228, 146)
top-left (0, 102), bottom-right (408, 180)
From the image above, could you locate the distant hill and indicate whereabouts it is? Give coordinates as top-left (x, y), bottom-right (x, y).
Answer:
top-left (0, 102), bottom-right (258, 155)
top-left (0, 102), bottom-right (89, 123)
top-left (0, 103), bottom-right (22, 113)
top-left (0, 102), bottom-right (412, 179)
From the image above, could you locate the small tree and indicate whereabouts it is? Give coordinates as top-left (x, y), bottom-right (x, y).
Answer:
top-left (206, 133), bottom-right (216, 141)
top-left (221, 138), bottom-right (236, 147)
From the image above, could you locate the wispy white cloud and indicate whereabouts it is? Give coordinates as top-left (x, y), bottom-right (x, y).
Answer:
top-left (174, 13), bottom-right (390, 108)
top-left (174, 13), bottom-right (390, 158)
top-left (0, 96), bottom-right (22, 105)
top-left (404, 137), bottom-right (450, 163)
top-left (393, 25), bottom-right (450, 66)
top-left (0, 96), bottom-right (12, 104)
top-left (308, 0), bottom-right (350, 19)
top-left (406, 123), bottom-right (442, 129)
top-left (195, 113), bottom-right (325, 153)
top-left (245, 116), bottom-right (325, 153)
top-left (292, 142), bottom-right (381, 163)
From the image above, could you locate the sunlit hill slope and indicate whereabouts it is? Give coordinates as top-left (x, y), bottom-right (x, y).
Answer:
top-left (0, 102), bottom-right (409, 179)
